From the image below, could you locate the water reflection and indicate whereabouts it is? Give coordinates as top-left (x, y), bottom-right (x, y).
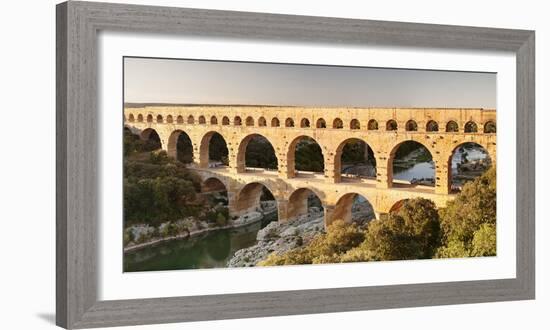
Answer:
top-left (124, 213), bottom-right (276, 272)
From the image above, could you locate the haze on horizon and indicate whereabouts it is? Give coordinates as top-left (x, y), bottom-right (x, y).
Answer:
top-left (124, 57), bottom-right (496, 109)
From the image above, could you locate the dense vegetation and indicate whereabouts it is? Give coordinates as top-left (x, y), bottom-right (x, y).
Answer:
top-left (123, 130), bottom-right (229, 246)
top-left (259, 167), bottom-right (496, 266)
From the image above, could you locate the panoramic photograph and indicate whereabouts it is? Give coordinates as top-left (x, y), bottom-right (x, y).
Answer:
top-left (122, 57), bottom-right (497, 272)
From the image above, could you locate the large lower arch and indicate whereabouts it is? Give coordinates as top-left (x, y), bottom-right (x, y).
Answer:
top-left (199, 131), bottom-right (229, 168)
top-left (334, 138), bottom-right (376, 182)
top-left (167, 129), bottom-right (194, 163)
top-left (286, 135), bottom-right (325, 178)
top-left (233, 182), bottom-right (278, 218)
top-left (286, 188), bottom-right (324, 222)
top-left (388, 140), bottom-right (434, 188)
top-left (447, 142), bottom-right (492, 193)
top-left (201, 177), bottom-right (227, 193)
top-left (389, 199), bottom-right (408, 213)
top-left (328, 193), bottom-right (375, 226)
top-left (236, 134), bottom-right (278, 172)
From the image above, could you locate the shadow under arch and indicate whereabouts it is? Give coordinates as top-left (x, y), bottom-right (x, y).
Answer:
top-left (388, 139), bottom-right (434, 187)
top-left (236, 133), bottom-right (278, 172)
top-left (329, 192), bottom-right (375, 226)
top-left (389, 198), bottom-right (409, 213)
top-left (139, 127), bottom-right (162, 150)
top-left (234, 182), bottom-right (278, 219)
top-left (334, 137), bottom-right (377, 182)
top-left (167, 129), bottom-right (194, 163)
top-left (286, 135), bottom-right (325, 178)
top-left (201, 177), bottom-right (227, 194)
top-left (199, 131), bottom-right (229, 168)
top-left (287, 187), bottom-right (324, 222)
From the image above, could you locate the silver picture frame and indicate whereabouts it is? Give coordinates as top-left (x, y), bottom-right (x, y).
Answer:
top-left (56, 1), bottom-right (535, 328)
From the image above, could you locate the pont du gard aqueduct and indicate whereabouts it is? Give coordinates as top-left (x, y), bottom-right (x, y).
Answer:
top-left (124, 105), bottom-right (496, 227)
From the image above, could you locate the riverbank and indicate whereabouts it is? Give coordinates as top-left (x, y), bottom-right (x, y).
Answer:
top-left (227, 208), bottom-right (325, 267)
top-left (124, 205), bottom-right (277, 253)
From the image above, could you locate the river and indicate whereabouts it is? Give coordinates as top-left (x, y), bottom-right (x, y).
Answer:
top-left (124, 212), bottom-right (277, 272)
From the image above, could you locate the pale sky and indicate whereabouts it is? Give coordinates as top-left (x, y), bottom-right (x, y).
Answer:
top-left (124, 57), bottom-right (496, 108)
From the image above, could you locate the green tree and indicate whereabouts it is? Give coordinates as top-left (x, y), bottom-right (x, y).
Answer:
top-left (437, 167), bottom-right (496, 258)
top-left (345, 198), bottom-right (440, 261)
top-left (471, 223), bottom-right (497, 257)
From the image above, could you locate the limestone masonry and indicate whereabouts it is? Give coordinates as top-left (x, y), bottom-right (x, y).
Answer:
top-left (124, 105), bottom-right (496, 226)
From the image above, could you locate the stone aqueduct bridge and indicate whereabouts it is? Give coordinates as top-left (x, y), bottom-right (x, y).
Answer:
top-left (124, 105), bottom-right (496, 225)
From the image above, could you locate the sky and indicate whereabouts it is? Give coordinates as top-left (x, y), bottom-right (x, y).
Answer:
top-left (124, 57), bottom-right (496, 109)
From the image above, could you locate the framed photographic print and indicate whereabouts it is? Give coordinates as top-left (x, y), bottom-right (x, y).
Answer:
top-left (56, 1), bottom-right (535, 328)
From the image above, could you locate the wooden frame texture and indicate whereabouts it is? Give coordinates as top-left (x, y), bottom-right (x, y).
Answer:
top-left (56, 1), bottom-right (535, 328)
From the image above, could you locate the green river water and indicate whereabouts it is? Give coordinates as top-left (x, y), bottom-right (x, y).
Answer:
top-left (124, 213), bottom-right (277, 272)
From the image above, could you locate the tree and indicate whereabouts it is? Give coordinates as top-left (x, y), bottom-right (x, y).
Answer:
top-left (437, 167), bottom-right (496, 258)
top-left (471, 223), bottom-right (497, 257)
top-left (345, 198), bottom-right (440, 261)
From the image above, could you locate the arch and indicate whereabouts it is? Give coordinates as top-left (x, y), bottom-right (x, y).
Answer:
top-left (236, 134), bottom-right (278, 172)
top-left (300, 118), bottom-right (310, 128)
top-left (448, 142), bottom-right (492, 193)
top-left (287, 188), bottom-right (324, 221)
top-left (446, 120), bottom-right (459, 132)
top-left (285, 117), bottom-right (295, 127)
top-left (329, 193), bottom-right (375, 226)
top-left (405, 120), bottom-right (418, 131)
top-left (210, 116), bottom-right (218, 125)
top-left (146, 114), bottom-right (153, 123)
top-left (139, 128), bottom-right (162, 150)
top-left (137, 114), bottom-right (144, 122)
top-left (258, 117), bottom-right (267, 127)
top-left (167, 129), bottom-right (193, 163)
top-left (389, 140), bottom-right (434, 187)
top-left (464, 121), bottom-right (478, 133)
top-left (389, 199), bottom-right (408, 213)
top-left (333, 118), bottom-right (344, 129)
top-left (245, 116), bottom-right (254, 126)
top-left (234, 182), bottom-right (278, 217)
top-left (166, 115), bottom-right (173, 123)
top-left (350, 119), bottom-right (360, 130)
top-left (426, 120), bottom-right (439, 132)
top-left (128, 114), bottom-right (135, 122)
top-left (367, 119), bottom-right (378, 130)
top-left (234, 116), bottom-right (242, 126)
top-left (386, 119), bottom-right (397, 131)
top-left (271, 117), bottom-right (280, 127)
top-left (199, 131), bottom-right (229, 168)
top-left (201, 177), bottom-right (227, 193)
top-left (222, 116), bottom-right (230, 125)
top-left (334, 138), bottom-right (377, 182)
top-left (156, 114), bottom-right (163, 123)
top-left (187, 115), bottom-right (195, 124)
top-left (484, 121), bottom-right (496, 133)
top-left (316, 118), bottom-right (326, 128)
top-left (198, 115), bottom-right (206, 124)
top-left (287, 135), bottom-right (324, 177)
top-left (176, 115), bottom-right (184, 124)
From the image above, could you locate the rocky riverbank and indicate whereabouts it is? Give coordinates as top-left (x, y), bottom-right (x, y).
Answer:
top-left (124, 201), bottom-right (277, 253)
top-left (227, 208), bottom-right (325, 267)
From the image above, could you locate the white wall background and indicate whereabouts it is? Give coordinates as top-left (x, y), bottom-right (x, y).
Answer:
top-left (0, 0), bottom-right (547, 329)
